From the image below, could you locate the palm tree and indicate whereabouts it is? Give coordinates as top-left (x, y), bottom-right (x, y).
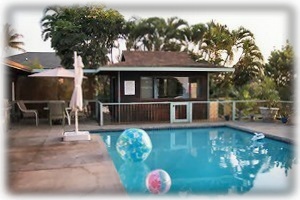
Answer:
top-left (131, 17), bottom-right (161, 51)
top-left (201, 21), bottom-right (232, 65)
top-left (4, 23), bottom-right (26, 53)
top-left (225, 26), bottom-right (254, 63)
top-left (162, 17), bottom-right (188, 51)
top-left (124, 16), bottom-right (188, 52)
top-left (201, 22), bottom-right (262, 98)
top-left (40, 6), bottom-right (61, 42)
top-left (232, 38), bottom-right (264, 86)
top-left (180, 23), bottom-right (207, 59)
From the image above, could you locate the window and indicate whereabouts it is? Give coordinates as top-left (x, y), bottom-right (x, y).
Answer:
top-left (189, 77), bottom-right (200, 99)
top-left (141, 76), bottom-right (203, 99)
top-left (141, 77), bottom-right (153, 99)
top-left (156, 77), bottom-right (189, 99)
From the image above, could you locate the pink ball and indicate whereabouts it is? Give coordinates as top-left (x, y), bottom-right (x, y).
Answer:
top-left (146, 169), bottom-right (172, 194)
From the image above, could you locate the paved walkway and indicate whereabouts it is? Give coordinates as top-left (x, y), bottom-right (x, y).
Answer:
top-left (7, 120), bottom-right (126, 196)
top-left (5, 119), bottom-right (296, 197)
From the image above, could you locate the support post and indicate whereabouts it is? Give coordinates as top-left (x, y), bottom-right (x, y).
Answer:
top-left (232, 101), bottom-right (236, 121)
top-left (118, 71), bottom-right (121, 123)
top-left (170, 102), bottom-right (174, 123)
top-left (100, 102), bottom-right (103, 126)
top-left (189, 102), bottom-right (193, 123)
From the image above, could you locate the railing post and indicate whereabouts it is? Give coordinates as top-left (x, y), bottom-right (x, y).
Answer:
top-left (118, 104), bottom-right (121, 124)
top-left (232, 101), bottom-right (236, 121)
top-left (189, 102), bottom-right (193, 123)
top-left (99, 102), bottom-right (103, 126)
top-left (170, 102), bottom-right (173, 123)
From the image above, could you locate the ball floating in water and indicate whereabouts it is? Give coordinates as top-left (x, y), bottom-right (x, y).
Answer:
top-left (116, 128), bottom-right (152, 162)
top-left (146, 169), bottom-right (172, 194)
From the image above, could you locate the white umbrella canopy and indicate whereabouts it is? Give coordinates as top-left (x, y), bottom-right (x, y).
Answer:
top-left (69, 53), bottom-right (84, 113)
top-left (63, 51), bottom-right (90, 141)
top-left (28, 66), bottom-right (76, 100)
top-left (28, 66), bottom-right (76, 78)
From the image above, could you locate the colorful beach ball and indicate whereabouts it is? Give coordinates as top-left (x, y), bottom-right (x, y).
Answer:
top-left (146, 169), bottom-right (172, 194)
top-left (116, 128), bottom-right (152, 162)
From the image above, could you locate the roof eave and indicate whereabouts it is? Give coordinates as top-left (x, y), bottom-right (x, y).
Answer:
top-left (97, 66), bottom-right (235, 72)
top-left (32, 68), bottom-right (98, 74)
top-left (4, 60), bottom-right (32, 73)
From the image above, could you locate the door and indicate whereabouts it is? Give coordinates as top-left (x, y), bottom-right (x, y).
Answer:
top-left (170, 102), bottom-right (191, 123)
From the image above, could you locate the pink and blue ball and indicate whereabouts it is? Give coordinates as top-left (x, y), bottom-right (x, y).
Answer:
top-left (116, 128), bottom-right (152, 162)
top-left (146, 169), bottom-right (172, 194)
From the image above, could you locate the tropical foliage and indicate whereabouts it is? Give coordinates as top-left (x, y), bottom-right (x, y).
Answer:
top-left (264, 41), bottom-right (294, 100)
top-left (124, 16), bottom-right (188, 51)
top-left (41, 4), bottom-right (126, 69)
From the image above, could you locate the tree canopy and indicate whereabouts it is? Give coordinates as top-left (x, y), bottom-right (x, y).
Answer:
top-left (41, 4), bottom-right (126, 69)
top-left (264, 41), bottom-right (294, 100)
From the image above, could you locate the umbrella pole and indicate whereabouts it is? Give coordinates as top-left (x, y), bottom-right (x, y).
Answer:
top-left (75, 110), bottom-right (79, 133)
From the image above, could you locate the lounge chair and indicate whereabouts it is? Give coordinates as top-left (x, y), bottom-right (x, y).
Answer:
top-left (48, 102), bottom-right (66, 126)
top-left (16, 100), bottom-right (39, 126)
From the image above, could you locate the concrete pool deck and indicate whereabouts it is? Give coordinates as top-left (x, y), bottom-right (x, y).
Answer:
top-left (5, 119), bottom-right (296, 197)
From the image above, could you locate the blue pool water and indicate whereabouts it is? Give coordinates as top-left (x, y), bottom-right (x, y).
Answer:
top-left (96, 126), bottom-right (296, 196)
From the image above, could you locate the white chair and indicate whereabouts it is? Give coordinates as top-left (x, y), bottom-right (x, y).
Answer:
top-left (48, 102), bottom-right (66, 126)
top-left (16, 101), bottom-right (39, 126)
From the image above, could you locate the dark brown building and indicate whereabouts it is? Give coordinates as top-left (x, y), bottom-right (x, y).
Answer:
top-left (97, 51), bottom-right (234, 124)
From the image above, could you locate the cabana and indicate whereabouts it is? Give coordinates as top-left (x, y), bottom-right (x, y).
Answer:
top-left (96, 51), bottom-right (234, 124)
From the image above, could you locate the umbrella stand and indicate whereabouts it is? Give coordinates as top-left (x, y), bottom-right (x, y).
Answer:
top-left (63, 109), bottom-right (90, 141)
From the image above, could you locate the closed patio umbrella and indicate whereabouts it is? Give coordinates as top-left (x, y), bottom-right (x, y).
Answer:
top-left (70, 52), bottom-right (84, 133)
top-left (63, 51), bottom-right (90, 141)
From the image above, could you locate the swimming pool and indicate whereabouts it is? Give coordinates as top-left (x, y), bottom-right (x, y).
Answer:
top-left (96, 126), bottom-right (296, 196)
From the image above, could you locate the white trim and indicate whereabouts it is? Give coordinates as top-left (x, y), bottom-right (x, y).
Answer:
top-left (82, 69), bottom-right (98, 74)
top-left (98, 66), bottom-right (234, 72)
top-left (32, 68), bottom-right (72, 73)
top-left (32, 68), bottom-right (98, 74)
top-left (32, 66), bottom-right (234, 74)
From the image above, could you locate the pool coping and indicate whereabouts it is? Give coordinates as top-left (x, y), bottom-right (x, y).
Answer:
top-left (226, 124), bottom-right (294, 144)
top-left (90, 123), bottom-right (294, 144)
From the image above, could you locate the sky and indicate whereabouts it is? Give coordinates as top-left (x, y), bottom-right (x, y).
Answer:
top-left (3, 1), bottom-right (295, 64)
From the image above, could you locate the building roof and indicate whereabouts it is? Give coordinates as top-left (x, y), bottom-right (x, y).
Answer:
top-left (6, 51), bottom-right (234, 74)
top-left (110, 51), bottom-right (222, 68)
top-left (6, 52), bottom-right (61, 69)
top-left (100, 51), bottom-right (234, 73)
